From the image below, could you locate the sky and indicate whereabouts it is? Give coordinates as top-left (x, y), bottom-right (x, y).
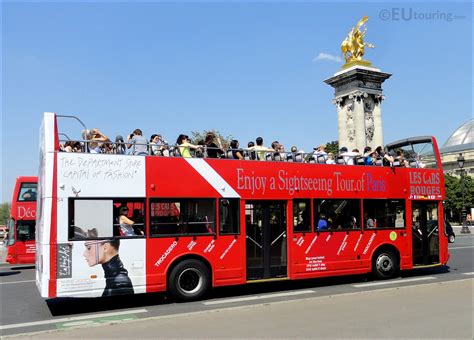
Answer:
top-left (1, 1), bottom-right (472, 202)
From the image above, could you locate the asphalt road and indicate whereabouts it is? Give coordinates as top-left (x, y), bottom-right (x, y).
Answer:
top-left (1, 234), bottom-right (473, 338)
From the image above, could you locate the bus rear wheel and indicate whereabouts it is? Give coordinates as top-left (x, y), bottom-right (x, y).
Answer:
top-left (372, 249), bottom-right (399, 280)
top-left (168, 259), bottom-right (210, 301)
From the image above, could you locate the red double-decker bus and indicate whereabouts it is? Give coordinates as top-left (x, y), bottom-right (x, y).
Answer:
top-left (6, 176), bottom-right (38, 264)
top-left (36, 113), bottom-right (449, 300)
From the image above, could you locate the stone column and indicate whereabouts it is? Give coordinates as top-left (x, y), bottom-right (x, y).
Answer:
top-left (324, 66), bottom-right (391, 151)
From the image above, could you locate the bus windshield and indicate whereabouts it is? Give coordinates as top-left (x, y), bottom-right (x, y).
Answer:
top-left (17, 183), bottom-right (37, 202)
top-left (17, 220), bottom-right (35, 242)
top-left (386, 136), bottom-right (438, 169)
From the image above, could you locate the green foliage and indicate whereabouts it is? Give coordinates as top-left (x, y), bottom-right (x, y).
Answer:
top-left (444, 174), bottom-right (474, 218)
top-left (191, 130), bottom-right (234, 149)
top-left (0, 202), bottom-right (11, 225)
top-left (325, 140), bottom-right (339, 155)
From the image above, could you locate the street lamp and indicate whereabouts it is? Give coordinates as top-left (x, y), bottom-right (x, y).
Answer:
top-left (457, 153), bottom-right (471, 234)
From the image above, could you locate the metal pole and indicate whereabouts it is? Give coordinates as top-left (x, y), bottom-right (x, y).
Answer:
top-left (460, 168), bottom-right (471, 234)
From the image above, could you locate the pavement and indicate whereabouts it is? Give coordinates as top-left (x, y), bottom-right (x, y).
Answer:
top-left (9, 279), bottom-right (474, 339)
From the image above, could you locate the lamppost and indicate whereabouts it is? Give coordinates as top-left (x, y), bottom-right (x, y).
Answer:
top-left (457, 153), bottom-right (471, 234)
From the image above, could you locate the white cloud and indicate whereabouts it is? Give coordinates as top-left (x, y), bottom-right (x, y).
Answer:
top-left (312, 52), bottom-right (342, 63)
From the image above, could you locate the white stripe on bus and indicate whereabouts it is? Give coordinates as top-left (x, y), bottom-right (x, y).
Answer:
top-left (461, 272), bottom-right (474, 275)
top-left (185, 158), bottom-right (240, 198)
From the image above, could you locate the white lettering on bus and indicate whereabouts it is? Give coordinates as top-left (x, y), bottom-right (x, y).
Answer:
top-left (18, 206), bottom-right (36, 219)
top-left (305, 235), bottom-right (318, 254)
top-left (154, 241), bottom-right (178, 267)
top-left (362, 233), bottom-right (376, 255)
top-left (220, 239), bottom-right (237, 260)
top-left (187, 240), bottom-right (197, 251)
top-left (278, 170), bottom-right (333, 196)
top-left (296, 236), bottom-right (304, 247)
top-left (337, 234), bottom-right (349, 255)
top-left (204, 240), bottom-right (215, 253)
top-left (237, 168), bottom-right (266, 195)
top-left (353, 233), bottom-right (363, 252)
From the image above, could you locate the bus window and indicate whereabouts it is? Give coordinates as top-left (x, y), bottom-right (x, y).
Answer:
top-left (219, 199), bottom-right (240, 235)
top-left (17, 183), bottom-right (37, 201)
top-left (69, 199), bottom-right (114, 239)
top-left (314, 199), bottom-right (361, 231)
top-left (7, 219), bottom-right (15, 246)
top-left (293, 199), bottom-right (311, 233)
top-left (363, 199), bottom-right (406, 229)
top-left (17, 220), bottom-right (35, 241)
top-left (150, 199), bottom-right (216, 236)
top-left (113, 200), bottom-right (146, 237)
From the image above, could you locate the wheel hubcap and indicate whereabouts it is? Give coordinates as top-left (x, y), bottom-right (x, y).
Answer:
top-left (376, 254), bottom-right (393, 273)
top-left (178, 268), bottom-right (203, 294)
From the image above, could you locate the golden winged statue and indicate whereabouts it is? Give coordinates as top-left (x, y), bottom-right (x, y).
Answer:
top-left (341, 16), bottom-right (374, 65)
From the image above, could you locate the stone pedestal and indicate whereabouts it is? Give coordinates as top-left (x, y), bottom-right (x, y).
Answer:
top-left (324, 65), bottom-right (391, 151)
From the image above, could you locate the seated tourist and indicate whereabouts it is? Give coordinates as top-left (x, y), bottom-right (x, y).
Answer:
top-left (176, 134), bottom-right (203, 158)
top-left (149, 134), bottom-right (164, 156)
top-left (204, 132), bottom-right (224, 158)
top-left (230, 140), bottom-right (244, 159)
top-left (313, 144), bottom-right (328, 162)
top-left (363, 146), bottom-right (376, 165)
top-left (375, 146), bottom-right (394, 166)
top-left (326, 152), bottom-right (336, 164)
top-left (128, 129), bottom-right (148, 156)
top-left (249, 137), bottom-right (274, 161)
top-left (339, 147), bottom-right (360, 165)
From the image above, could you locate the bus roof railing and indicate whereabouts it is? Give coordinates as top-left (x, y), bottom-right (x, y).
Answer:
top-left (385, 136), bottom-right (434, 151)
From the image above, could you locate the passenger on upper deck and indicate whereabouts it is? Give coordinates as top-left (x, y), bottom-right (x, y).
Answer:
top-left (326, 152), bottom-right (335, 164)
top-left (339, 147), bottom-right (360, 165)
top-left (230, 140), bottom-right (244, 160)
top-left (176, 134), bottom-right (203, 158)
top-left (250, 137), bottom-right (274, 161)
top-left (375, 146), bottom-right (394, 166)
top-left (363, 146), bottom-right (375, 165)
top-left (114, 135), bottom-right (126, 154)
top-left (313, 144), bottom-right (328, 162)
top-left (270, 141), bottom-right (283, 161)
top-left (149, 134), bottom-right (164, 156)
top-left (128, 129), bottom-right (148, 156)
top-left (204, 132), bottom-right (224, 159)
top-left (246, 141), bottom-right (257, 160)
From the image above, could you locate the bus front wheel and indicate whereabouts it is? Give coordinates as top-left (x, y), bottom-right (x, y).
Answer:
top-left (168, 259), bottom-right (210, 301)
top-left (372, 249), bottom-right (399, 280)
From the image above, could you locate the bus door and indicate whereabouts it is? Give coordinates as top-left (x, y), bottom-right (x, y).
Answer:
top-left (245, 201), bottom-right (287, 280)
top-left (412, 201), bottom-right (440, 266)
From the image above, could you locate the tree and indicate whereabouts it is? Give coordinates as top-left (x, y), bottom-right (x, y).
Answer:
top-left (191, 130), bottom-right (234, 149)
top-left (0, 202), bottom-right (11, 225)
top-left (444, 174), bottom-right (474, 222)
top-left (325, 140), bottom-right (339, 155)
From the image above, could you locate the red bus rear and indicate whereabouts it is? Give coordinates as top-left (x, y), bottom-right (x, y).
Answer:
top-left (6, 176), bottom-right (37, 264)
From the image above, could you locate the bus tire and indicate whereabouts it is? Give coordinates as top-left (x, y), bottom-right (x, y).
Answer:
top-left (372, 249), bottom-right (399, 280)
top-left (168, 259), bottom-right (210, 301)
